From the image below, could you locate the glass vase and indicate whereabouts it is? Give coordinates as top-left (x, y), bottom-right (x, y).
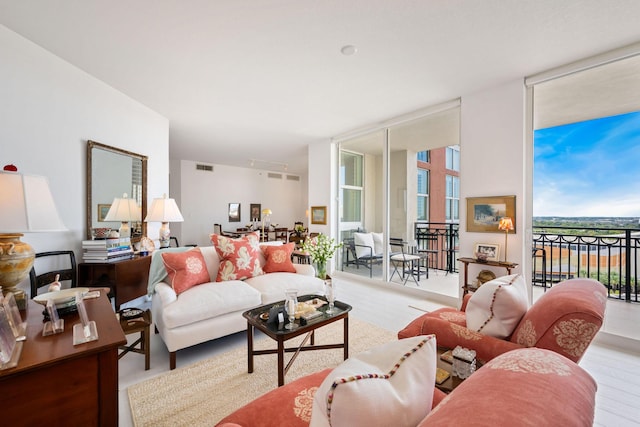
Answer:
top-left (315, 260), bottom-right (327, 280)
top-left (284, 289), bottom-right (299, 330)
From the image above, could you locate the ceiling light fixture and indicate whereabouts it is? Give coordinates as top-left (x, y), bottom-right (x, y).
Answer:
top-left (340, 45), bottom-right (357, 56)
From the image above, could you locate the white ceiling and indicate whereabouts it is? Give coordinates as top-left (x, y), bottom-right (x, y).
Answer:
top-left (2, 0), bottom-right (640, 174)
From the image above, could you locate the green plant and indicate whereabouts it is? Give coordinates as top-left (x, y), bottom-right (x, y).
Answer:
top-left (301, 233), bottom-right (342, 264)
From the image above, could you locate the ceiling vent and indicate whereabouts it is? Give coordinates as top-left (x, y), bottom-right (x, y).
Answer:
top-left (267, 172), bottom-right (283, 179)
top-left (286, 175), bottom-right (300, 181)
top-left (196, 164), bottom-right (213, 172)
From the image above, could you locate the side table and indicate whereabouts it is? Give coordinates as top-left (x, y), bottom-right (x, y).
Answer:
top-left (78, 254), bottom-right (151, 310)
top-left (458, 257), bottom-right (518, 295)
top-left (118, 309), bottom-right (152, 370)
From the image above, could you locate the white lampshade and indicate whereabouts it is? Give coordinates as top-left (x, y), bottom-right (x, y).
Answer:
top-left (144, 194), bottom-right (184, 223)
top-left (0, 170), bottom-right (66, 232)
top-left (104, 193), bottom-right (140, 240)
top-left (104, 193), bottom-right (141, 222)
top-left (144, 194), bottom-right (184, 248)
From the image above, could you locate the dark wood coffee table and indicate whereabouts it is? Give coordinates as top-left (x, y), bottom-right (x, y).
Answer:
top-left (243, 294), bottom-right (352, 386)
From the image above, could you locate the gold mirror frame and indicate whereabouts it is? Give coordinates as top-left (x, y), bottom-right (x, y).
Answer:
top-left (86, 140), bottom-right (148, 243)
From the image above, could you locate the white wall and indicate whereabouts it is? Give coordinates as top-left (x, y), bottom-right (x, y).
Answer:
top-left (0, 25), bottom-right (169, 292)
top-left (173, 159), bottom-right (308, 247)
top-left (459, 79), bottom-right (527, 293)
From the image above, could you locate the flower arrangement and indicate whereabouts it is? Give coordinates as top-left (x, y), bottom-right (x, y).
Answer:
top-left (302, 233), bottom-right (342, 279)
top-left (294, 224), bottom-right (305, 234)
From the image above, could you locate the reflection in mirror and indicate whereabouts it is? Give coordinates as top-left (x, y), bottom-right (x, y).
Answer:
top-left (86, 140), bottom-right (147, 242)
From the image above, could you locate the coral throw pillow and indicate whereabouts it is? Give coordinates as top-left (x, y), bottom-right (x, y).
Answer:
top-left (310, 335), bottom-right (437, 427)
top-left (211, 232), bottom-right (263, 281)
top-left (161, 248), bottom-right (211, 295)
top-left (466, 274), bottom-right (529, 339)
top-left (261, 242), bottom-right (297, 273)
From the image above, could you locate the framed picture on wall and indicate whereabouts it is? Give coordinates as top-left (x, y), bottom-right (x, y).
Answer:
top-left (97, 204), bottom-right (111, 222)
top-left (466, 195), bottom-right (516, 233)
top-left (310, 206), bottom-right (327, 225)
top-left (250, 204), bottom-right (261, 222)
top-left (228, 203), bottom-right (241, 222)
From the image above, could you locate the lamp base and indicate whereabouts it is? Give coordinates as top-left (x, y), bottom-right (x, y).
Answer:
top-left (0, 233), bottom-right (35, 310)
top-left (159, 222), bottom-right (171, 248)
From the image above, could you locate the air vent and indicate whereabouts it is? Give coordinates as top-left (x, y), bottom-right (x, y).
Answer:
top-left (286, 175), bottom-right (300, 181)
top-left (196, 164), bottom-right (213, 172)
top-left (267, 172), bottom-right (283, 179)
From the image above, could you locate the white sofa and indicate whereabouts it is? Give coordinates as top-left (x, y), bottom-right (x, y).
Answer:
top-left (149, 244), bottom-right (325, 369)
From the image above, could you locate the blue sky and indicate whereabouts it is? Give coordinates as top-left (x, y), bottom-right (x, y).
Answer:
top-left (534, 111), bottom-right (640, 217)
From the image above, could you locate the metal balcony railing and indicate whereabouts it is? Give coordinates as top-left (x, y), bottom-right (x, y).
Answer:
top-left (414, 223), bottom-right (640, 303)
top-left (415, 222), bottom-right (459, 274)
top-left (533, 226), bottom-right (640, 302)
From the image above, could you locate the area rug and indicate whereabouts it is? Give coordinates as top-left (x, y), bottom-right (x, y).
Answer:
top-left (127, 318), bottom-right (396, 427)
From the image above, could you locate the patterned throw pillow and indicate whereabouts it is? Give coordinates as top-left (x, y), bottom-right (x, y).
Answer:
top-left (261, 242), bottom-right (297, 273)
top-left (161, 248), bottom-right (211, 295)
top-left (465, 274), bottom-right (529, 339)
top-left (211, 232), bottom-right (263, 281)
top-left (310, 335), bottom-right (437, 427)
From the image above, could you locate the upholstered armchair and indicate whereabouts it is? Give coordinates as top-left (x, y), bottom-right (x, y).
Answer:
top-left (398, 277), bottom-right (607, 364)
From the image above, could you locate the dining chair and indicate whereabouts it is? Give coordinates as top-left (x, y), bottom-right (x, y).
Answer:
top-left (29, 250), bottom-right (77, 298)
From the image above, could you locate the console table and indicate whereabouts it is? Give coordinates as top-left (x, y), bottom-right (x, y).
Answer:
top-left (0, 292), bottom-right (125, 426)
top-left (458, 257), bottom-right (519, 295)
top-left (78, 254), bottom-right (151, 310)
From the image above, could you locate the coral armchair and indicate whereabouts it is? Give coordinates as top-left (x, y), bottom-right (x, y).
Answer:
top-left (398, 278), bottom-right (607, 363)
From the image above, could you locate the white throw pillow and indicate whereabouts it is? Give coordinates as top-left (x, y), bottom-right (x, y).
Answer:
top-left (371, 232), bottom-right (384, 256)
top-left (310, 335), bottom-right (436, 427)
top-left (353, 232), bottom-right (375, 259)
top-left (465, 274), bottom-right (529, 339)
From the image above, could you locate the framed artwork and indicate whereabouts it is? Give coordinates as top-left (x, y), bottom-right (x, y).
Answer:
top-left (250, 203), bottom-right (261, 222)
top-left (466, 195), bottom-right (516, 233)
top-left (474, 243), bottom-right (500, 262)
top-left (310, 206), bottom-right (327, 225)
top-left (97, 204), bottom-right (111, 222)
top-left (228, 203), bottom-right (241, 222)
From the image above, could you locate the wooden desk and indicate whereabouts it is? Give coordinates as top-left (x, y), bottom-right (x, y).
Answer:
top-left (458, 257), bottom-right (519, 295)
top-left (0, 292), bottom-right (126, 426)
top-left (78, 255), bottom-right (151, 310)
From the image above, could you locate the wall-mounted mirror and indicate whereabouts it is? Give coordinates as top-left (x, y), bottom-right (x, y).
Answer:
top-left (86, 140), bottom-right (148, 242)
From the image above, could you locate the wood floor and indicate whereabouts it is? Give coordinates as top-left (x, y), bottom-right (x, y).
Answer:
top-left (118, 273), bottom-right (640, 426)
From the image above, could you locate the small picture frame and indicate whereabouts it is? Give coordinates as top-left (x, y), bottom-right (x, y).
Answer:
top-left (474, 243), bottom-right (500, 262)
top-left (228, 203), bottom-right (241, 222)
top-left (310, 206), bottom-right (327, 225)
top-left (250, 203), bottom-right (261, 222)
top-left (97, 204), bottom-right (111, 222)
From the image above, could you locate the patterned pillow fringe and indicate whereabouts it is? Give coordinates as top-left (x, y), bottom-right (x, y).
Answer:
top-left (476, 275), bottom-right (518, 333)
top-left (325, 336), bottom-right (433, 425)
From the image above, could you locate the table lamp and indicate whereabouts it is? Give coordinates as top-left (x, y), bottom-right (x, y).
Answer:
top-left (261, 208), bottom-right (272, 242)
top-left (498, 216), bottom-right (514, 262)
top-left (104, 193), bottom-right (141, 240)
top-left (144, 194), bottom-right (184, 248)
top-left (0, 168), bottom-right (66, 308)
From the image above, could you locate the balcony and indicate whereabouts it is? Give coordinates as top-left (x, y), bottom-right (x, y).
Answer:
top-left (533, 226), bottom-right (640, 303)
top-left (338, 223), bottom-right (640, 344)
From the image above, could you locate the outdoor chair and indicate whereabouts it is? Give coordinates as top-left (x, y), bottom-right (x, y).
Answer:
top-left (389, 239), bottom-right (426, 285)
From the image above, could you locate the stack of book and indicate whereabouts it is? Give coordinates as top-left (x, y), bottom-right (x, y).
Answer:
top-left (82, 238), bottom-right (134, 263)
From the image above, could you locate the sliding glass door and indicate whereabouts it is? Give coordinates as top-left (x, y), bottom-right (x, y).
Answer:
top-left (336, 102), bottom-right (461, 294)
